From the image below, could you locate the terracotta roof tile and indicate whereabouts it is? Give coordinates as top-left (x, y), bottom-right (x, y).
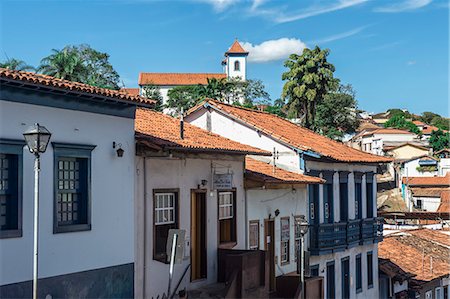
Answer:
top-left (379, 229), bottom-right (450, 283)
top-left (135, 108), bottom-right (270, 156)
top-left (437, 190), bottom-right (450, 213)
top-left (361, 128), bottom-right (415, 136)
top-left (192, 100), bottom-right (392, 163)
top-left (0, 68), bottom-right (154, 106)
top-left (139, 73), bottom-right (227, 85)
top-left (411, 187), bottom-right (450, 197)
top-left (245, 158), bottom-right (325, 185)
top-left (225, 40), bottom-right (248, 55)
top-left (402, 173), bottom-right (450, 186)
top-left (120, 88), bottom-right (140, 96)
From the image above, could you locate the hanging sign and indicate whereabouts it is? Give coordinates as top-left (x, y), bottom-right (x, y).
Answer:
top-left (213, 173), bottom-right (233, 189)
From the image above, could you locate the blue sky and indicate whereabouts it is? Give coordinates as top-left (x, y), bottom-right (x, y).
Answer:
top-left (0, 0), bottom-right (448, 116)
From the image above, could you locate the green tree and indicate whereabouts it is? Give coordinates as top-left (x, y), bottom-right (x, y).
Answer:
top-left (166, 85), bottom-right (201, 115)
top-left (243, 79), bottom-right (270, 104)
top-left (38, 45), bottom-right (120, 89)
top-left (387, 109), bottom-right (411, 119)
top-left (384, 115), bottom-right (420, 134)
top-left (431, 116), bottom-right (450, 131)
top-left (142, 84), bottom-right (163, 112)
top-left (315, 84), bottom-right (360, 140)
top-left (282, 46), bottom-right (338, 130)
top-left (420, 111), bottom-right (440, 124)
top-left (429, 129), bottom-right (450, 152)
top-left (0, 58), bottom-right (35, 71)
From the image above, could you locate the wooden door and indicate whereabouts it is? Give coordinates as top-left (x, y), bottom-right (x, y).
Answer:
top-left (191, 190), bottom-right (207, 281)
top-left (264, 219), bottom-right (275, 292)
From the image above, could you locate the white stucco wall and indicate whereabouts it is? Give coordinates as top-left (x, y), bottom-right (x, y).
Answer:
top-left (135, 156), bottom-right (246, 299)
top-left (439, 158), bottom-right (450, 176)
top-left (402, 159), bottom-right (438, 177)
top-left (413, 196), bottom-right (441, 212)
top-left (226, 56), bottom-right (247, 80)
top-left (246, 187), bottom-right (308, 276)
top-left (0, 100), bottom-right (135, 286)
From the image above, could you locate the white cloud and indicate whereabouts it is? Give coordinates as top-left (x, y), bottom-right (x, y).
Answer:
top-left (311, 25), bottom-right (367, 44)
top-left (198, 0), bottom-right (240, 12)
top-left (374, 0), bottom-right (432, 13)
top-left (241, 38), bottom-right (307, 63)
top-left (274, 0), bottom-right (368, 23)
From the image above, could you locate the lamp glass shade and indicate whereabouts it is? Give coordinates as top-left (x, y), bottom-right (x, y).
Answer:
top-left (296, 215), bottom-right (309, 235)
top-left (23, 123), bottom-right (52, 154)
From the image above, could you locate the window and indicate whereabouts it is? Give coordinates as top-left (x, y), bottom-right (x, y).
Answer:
top-left (326, 261), bottom-right (335, 299)
top-left (310, 264), bottom-right (319, 277)
top-left (367, 251), bottom-right (373, 288)
top-left (234, 60), bottom-right (240, 71)
top-left (53, 143), bottom-right (95, 234)
top-left (322, 171), bottom-right (334, 223)
top-left (154, 189), bottom-right (179, 263)
top-left (294, 216), bottom-right (302, 261)
top-left (339, 172), bottom-right (349, 222)
top-left (354, 173), bottom-right (363, 220)
top-left (280, 217), bottom-right (290, 264)
top-left (356, 254), bottom-right (362, 293)
top-left (249, 220), bottom-right (260, 250)
top-left (309, 184), bottom-right (319, 224)
top-left (218, 190), bottom-right (236, 244)
top-left (366, 173), bottom-right (374, 218)
top-left (0, 139), bottom-right (23, 239)
top-left (416, 199), bottom-right (423, 210)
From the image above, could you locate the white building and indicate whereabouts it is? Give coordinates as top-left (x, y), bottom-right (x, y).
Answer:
top-left (436, 148), bottom-right (450, 176)
top-left (0, 69), bottom-right (153, 297)
top-left (135, 40), bottom-right (248, 106)
top-left (133, 108), bottom-right (270, 298)
top-left (186, 99), bottom-right (392, 299)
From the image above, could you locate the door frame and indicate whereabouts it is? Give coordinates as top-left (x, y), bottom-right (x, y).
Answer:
top-left (264, 218), bottom-right (275, 292)
top-left (190, 189), bottom-right (207, 282)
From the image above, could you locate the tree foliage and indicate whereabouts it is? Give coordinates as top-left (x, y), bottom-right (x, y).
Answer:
top-left (384, 115), bottom-right (420, 134)
top-left (429, 129), bottom-right (450, 152)
top-left (38, 45), bottom-right (120, 89)
top-left (0, 58), bottom-right (35, 71)
top-left (281, 46), bottom-right (338, 130)
top-left (166, 85), bottom-right (201, 115)
top-left (142, 84), bottom-right (163, 112)
top-left (315, 84), bottom-right (360, 140)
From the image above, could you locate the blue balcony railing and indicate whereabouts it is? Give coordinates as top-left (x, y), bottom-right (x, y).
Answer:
top-left (309, 217), bottom-right (383, 255)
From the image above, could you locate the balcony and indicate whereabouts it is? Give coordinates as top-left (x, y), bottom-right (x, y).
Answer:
top-left (309, 217), bottom-right (384, 256)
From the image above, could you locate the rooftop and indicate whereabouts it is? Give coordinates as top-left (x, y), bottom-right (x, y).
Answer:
top-left (437, 190), bottom-right (450, 213)
top-left (361, 128), bottom-right (415, 137)
top-left (245, 158), bottom-right (325, 185)
top-left (138, 73), bottom-right (227, 86)
top-left (379, 229), bottom-right (450, 284)
top-left (411, 187), bottom-right (450, 198)
top-left (0, 68), bottom-right (154, 107)
top-left (120, 88), bottom-right (140, 96)
top-left (225, 40), bottom-right (249, 55)
top-left (135, 108), bottom-right (270, 156)
top-left (402, 173), bottom-right (450, 186)
top-left (190, 99), bottom-right (392, 164)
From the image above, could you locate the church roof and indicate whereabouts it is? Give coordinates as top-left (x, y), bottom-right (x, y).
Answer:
top-left (139, 73), bottom-right (227, 86)
top-left (225, 40), bottom-right (249, 55)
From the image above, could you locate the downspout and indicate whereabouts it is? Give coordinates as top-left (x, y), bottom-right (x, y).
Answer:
top-left (244, 159), bottom-right (249, 249)
top-left (143, 156), bottom-right (147, 298)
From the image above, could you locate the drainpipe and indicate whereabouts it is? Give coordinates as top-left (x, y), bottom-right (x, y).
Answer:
top-left (244, 159), bottom-right (249, 249)
top-left (143, 157), bottom-right (147, 298)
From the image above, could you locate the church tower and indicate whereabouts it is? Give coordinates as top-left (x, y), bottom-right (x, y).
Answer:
top-left (222, 39), bottom-right (248, 81)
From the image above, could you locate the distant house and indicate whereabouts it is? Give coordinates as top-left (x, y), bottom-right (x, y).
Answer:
top-left (436, 148), bottom-right (450, 176)
top-left (0, 69), bottom-right (153, 298)
top-left (378, 229), bottom-right (450, 299)
top-left (133, 108), bottom-right (270, 298)
top-left (135, 40), bottom-right (248, 105)
top-left (186, 99), bottom-right (391, 299)
top-left (401, 173), bottom-right (450, 211)
top-left (413, 120), bottom-right (444, 140)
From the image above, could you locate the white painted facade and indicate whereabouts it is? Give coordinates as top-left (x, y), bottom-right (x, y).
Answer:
top-left (0, 100), bottom-right (135, 286)
top-left (439, 158), bottom-right (450, 176)
top-left (186, 106), bottom-right (381, 298)
top-left (225, 55), bottom-right (247, 80)
top-left (134, 155), bottom-right (246, 299)
top-left (412, 196), bottom-right (441, 212)
top-left (401, 158), bottom-right (438, 179)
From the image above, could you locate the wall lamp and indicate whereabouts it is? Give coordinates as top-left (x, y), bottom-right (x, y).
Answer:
top-left (113, 142), bottom-right (124, 157)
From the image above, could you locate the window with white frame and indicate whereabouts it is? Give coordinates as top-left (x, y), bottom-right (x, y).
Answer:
top-left (280, 217), bottom-right (290, 264)
top-left (218, 190), bottom-right (236, 244)
top-left (249, 220), bottom-right (259, 250)
top-left (154, 190), bottom-right (178, 263)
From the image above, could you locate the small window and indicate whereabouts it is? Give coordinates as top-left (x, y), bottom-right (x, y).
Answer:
top-left (416, 199), bottom-right (423, 210)
top-left (280, 217), bottom-right (290, 264)
top-left (310, 264), bottom-right (319, 277)
top-left (154, 190), bottom-right (179, 263)
top-left (218, 190), bottom-right (236, 244)
top-left (356, 254), bottom-right (362, 293)
top-left (249, 220), bottom-right (260, 250)
top-left (294, 216), bottom-right (302, 261)
top-left (53, 143), bottom-right (95, 234)
top-left (234, 60), bottom-right (240, 71)
top-left (0, 139), bottom-right (23, 239)
top-left (367, 251), bottom-right (373, 288)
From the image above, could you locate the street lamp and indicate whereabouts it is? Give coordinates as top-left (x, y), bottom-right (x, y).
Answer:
top-left (23, 123), bottom-right (51, 299)
top-left (296, 215), bottom-right (309, 299)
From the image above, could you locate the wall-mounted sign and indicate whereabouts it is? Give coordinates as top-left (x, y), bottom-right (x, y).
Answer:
top-left (213, 173), bottom-right (233, 189)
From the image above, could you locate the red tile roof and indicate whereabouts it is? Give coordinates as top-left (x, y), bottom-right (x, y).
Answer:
top-left (120, 88), bottom-right (140, 96)
top-left (0, 68), bottom-right (154, 106)
top-left (135, 108), bottom-right (270, 156)
top-left (411, 187), bottom-right (450, 198)
top-left (139, 73), bottom-right (227, 86)
top-left (225, 40), bottom-right (248, 55)
top-left (402, 173), bottom-right (450, 186)
top-left (245, 158), bottom-right (325, 185)
top-left (437, 190), bottom-right (450, 213)
top-left (413, 120), bottom-right (426, 126)
top-left (379, 229), bottom-right (450, 283)
top-left (361, 128), bottom-right (415, 136)
top-left (190, 100), bottom-right (392, 163)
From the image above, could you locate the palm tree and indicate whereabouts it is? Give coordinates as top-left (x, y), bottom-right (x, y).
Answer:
top-left (0, 58), bottom-right (35, 71)
top-left (38, 47), bottom-right (87, 82)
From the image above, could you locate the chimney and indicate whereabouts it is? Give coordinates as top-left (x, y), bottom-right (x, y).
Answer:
top-left (180, 108), bottom-right (184, 140)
